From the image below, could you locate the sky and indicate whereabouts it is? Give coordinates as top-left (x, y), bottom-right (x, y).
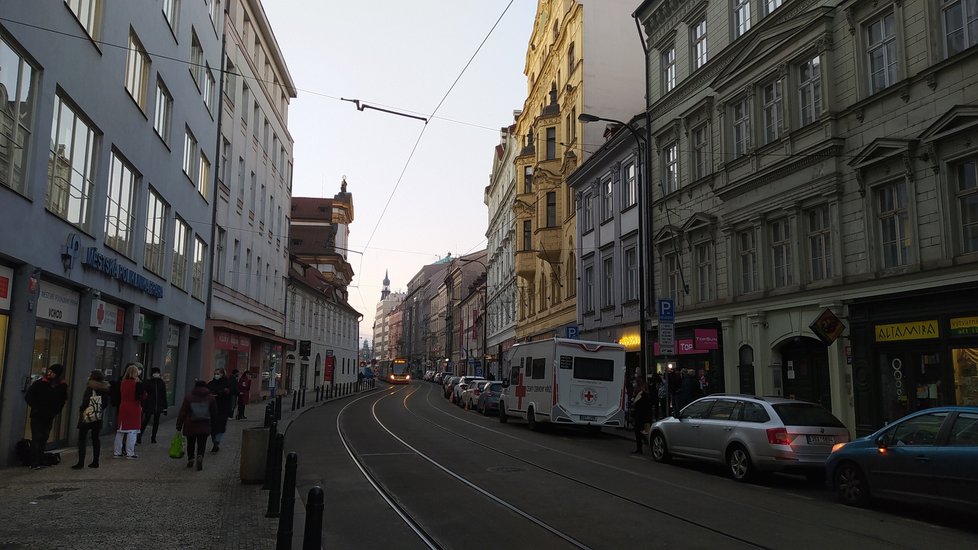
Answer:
top-left (263, 1), bottom-right (537, 345)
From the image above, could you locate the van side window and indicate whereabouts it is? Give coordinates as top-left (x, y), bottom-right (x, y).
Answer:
top-left (511, 366), bottom-right (521, 386)
top-left (531, 358), bottom-right (546, 379)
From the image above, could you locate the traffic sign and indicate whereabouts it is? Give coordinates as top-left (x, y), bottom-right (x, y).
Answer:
top-left (657, 299), bottom-right (675, 322)
top-left (659, 321), bottom-right (675, 356)
top-left (565, 325), bottom-right (580, 339)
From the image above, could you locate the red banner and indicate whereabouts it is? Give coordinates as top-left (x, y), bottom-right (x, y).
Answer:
top-left (324, 356), bottom-right (334, 382)
top-left (694, 328), bottom-right (718, 350)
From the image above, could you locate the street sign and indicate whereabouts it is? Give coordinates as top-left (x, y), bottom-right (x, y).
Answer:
top-left (659, 322), bottom-right (675, 356)
top-left (565, 325), bottom-right (580, 339)
top-left (657, 299), bottom-right (675, 322)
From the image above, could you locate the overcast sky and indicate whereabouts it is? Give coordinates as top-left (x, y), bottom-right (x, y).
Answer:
top-left (263, 1), bottom-right (536, 344)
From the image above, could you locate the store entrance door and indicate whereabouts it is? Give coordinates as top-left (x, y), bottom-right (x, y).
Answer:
top-left (26, 323), bottom-right (76, 448)
top-left (779, 337), bottom-right (831, 410)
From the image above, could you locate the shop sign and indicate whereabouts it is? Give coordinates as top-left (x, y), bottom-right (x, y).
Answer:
top-left (167, 325), bottom-right (180, 347)
top-left (950, 317), bottom-right (978, 336)
top-left (0, 264), bottom-right (12, 310)
top-left (215, 331), bottom-right (251, 351)
top-left (324, 355), bottom-right (334, 382)
top-left (37, 282), bottom-right (79, 325)
top-left (90, 299), bottom-right (125, 334)
top-left (810, 308), bottom-right (846, 345)
top-left (694, 329), bottom-right (718, 350)
top-left (654, 339), bottom-right (709, 356)
top-left (133, 314), bottom-right (155, 341)
top-left (81, 246), bottom-right (164, 298)
top-left (617, 334), bottom-right (641, 350)
top-left (875, 320), bottom-right (939, 342)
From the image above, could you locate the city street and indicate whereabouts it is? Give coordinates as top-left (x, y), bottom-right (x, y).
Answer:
top-left (287, 382), bottom-right (978, 549)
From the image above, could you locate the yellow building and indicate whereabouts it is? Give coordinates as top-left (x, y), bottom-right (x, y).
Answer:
top-left (514, 0), bottom-right (645, 341)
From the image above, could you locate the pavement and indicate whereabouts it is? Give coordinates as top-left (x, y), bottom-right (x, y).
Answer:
top-left (0, 383), bottom-right (376, 550)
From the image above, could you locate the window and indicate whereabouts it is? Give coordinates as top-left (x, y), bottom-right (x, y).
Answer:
top-left (47, 94), bottom-right (98, 231)
top-left (948, 412), bottom-right (978, 446)
top-left (807, 206), bottom-right (833, 280)
top-left (237, 157), bottom-right (245, 200)
top-left (953, 159), bottom-right (978, 253)
top-left (665, 253), bottom-right (683, 307)
top-left (866, 12), bottom-right (897, 94)
top-left (183, 129), bottom-right (197, 179)
top-left (153, 80), bottom-right (172, 143)
top-left (208, 0), bottom-right (221, 25)
top-left (663, 142), bottom-right (679, 194)
top-left (198, 152), bottom-right (210, 199)
top-left (241, 85), bottom-right (249, 128)
top-left (761, 79), bottom-right (782, 144)
top-left (695, 242), bottom-right (714, 301)
top-left (259, 183), bottom-right (266, 223)
top-left (171, 218), bottom-right (190, 290)
top-left (523, 166), bottom-right (533, 194)
top-left (105, 152), bottom-right (138, 257)
top-left (944, 0), bottom-right (978, 57)
top-left (798, 55), bottom-right (822, 126)
top-left (884, 413), bottom-right (946, 446)
top-left (623, 162), bottom-right (637, 208)
top-left (546, 191), bottom-right (557, 227)
top-left (739, 229), bottom-right (758, 293)
top-left (522, 220), bottom-right (532, 251)
top-left (583, 265), bottom-right (594, 312)
top-left (733, 98), bottom-right (751, 158)
top-left (877, 182), bottom-right (911, 268)
top-left (66, 0), bottom-right (100, 39)
top-left (203, 65), bottom-right (216, 113)
top-left (220, 138), bottom-right (230, 184)
top-left (582, 192), bottom-right (594, 232)
top-left (624, 246), bottom-right (638, 301)
top-left (225, 59), bottom-right (236, 105)
top-left (125, 32), bottom-right (149, 109)
top-left (546, 127), bottom-right (556, 160)
top-left (567, 42), bottom-right (575, 72)
top-left (0, 36), bottom-right (37, 195)
top-left (144, 188), bottom-right (168, 276)
top-left (691, 125), bottom-right (708, 181)
top-left (661, 46), bottom-right (676, 92)
top-left (692, 19), bottom-right (708, 69)
top-left (602, 256), bottom-right (614, 307)
top-left (162, 0), bottom-right (179, 32)
top-left (764, 0), bottom-right (783, 16)
top-left (734, 0), bottom-right (752, 37)
top-left (770, 219), bottom-right (793, 288)
top-left (190, 32), bottom-right (204, 86)
top-left (601, 178), bottom-right (613, 220)
top-left (192, 236), bottom-right (206, 299)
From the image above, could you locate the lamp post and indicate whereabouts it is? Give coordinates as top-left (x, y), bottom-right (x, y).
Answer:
top-left (578, 113), bottom-right (652, 384)
top-left (455, 257), bottom-right (489, 378)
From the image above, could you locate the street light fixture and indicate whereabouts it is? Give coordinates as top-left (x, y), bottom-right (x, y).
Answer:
top-left (578, 112), bottom-right (652, 384)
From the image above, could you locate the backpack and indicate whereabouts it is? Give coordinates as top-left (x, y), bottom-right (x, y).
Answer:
top-left (190, 400), bottom-right (211, 421)
top-left (81, 394), bottom-right (104, 423)
top-left (15, 439), bottom-right (31, 466)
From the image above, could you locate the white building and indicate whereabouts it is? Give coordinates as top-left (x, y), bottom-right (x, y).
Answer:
top-left (372, 271), bottom-right (404, 362)
top-left (485, 121), bottom-right (519, 377)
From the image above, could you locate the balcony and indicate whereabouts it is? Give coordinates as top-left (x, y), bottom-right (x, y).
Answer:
top-left (515, 250), bottom-right (536, 280)
top-left (535, 226), bottom-right (561, 264)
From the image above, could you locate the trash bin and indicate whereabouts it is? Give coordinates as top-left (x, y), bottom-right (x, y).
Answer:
top-left (240, 427), bottom-right (269, 484)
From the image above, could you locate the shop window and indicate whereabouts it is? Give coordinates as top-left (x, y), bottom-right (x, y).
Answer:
top-left (952, 347), bottom-right (978, 406)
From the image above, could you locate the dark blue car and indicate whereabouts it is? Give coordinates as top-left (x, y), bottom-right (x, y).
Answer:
top-left (825, 406), bottom-right (978, 512)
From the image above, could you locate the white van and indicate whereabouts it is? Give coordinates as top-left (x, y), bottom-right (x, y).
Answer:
top-left (499, 338), bottom-right (626, 430)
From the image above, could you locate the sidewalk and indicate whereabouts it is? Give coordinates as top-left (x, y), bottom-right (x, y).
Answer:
top-left (0, 384), bottom-right (375, 550)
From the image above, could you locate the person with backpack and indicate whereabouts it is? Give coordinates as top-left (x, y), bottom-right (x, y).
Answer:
top-left (24, 364), bottom-right (69, 470)
top-left (139, 367), bottom-right (168, 444)
top-left (176, 380), bottom-right (218, 471)
top-left (113, 364), bottom-right (146, 458)
top-left (72, 370), bottom-right (110, 469)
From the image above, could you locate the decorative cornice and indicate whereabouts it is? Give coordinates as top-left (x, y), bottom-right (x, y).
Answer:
top-left (717, 138), bottom-right (845, 201)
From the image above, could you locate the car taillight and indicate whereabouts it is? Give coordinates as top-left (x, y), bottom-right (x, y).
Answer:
top-left (767, 427), bottom-right (791, 445)
top-left (474, 390), bottom-right (480, 396)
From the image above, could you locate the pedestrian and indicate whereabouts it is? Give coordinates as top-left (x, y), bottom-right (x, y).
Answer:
top-left (678, 368), bottom-right (698, 412)
top-left (667, 366), bottom-right (682, 415)
top-left (139, 367), bottom-right (168, 444)
top-left (25, 364), bottom-right (69, 470)
top-left (113, 363), bottom-right (146, 459)
top-left (630, 379), bottom-right (654, 455)
top-left (236, 371), bottom-right (252, 420)
top-left (206, 368), bottom-right (232, 452)
top-left (72, 369), bottom-right (110, 469)
top-left (228, 370), bottom-right (241, 419)
top-left (176, 380), bottom-right (218, 471)
top-left (654, 373), bottom-right (668, 420)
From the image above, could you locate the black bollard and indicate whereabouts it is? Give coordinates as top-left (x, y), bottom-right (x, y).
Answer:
top-left (291, 390), bottom-right (297, 411)
top-left (262, 421), bottom-right (278, 490)
top-left (276, 452), bottom-right (298, 550)
top-left (266, 433), bottom-right (284, 517)
top-left (301, 388), bottom-right (306, 408)
top-left (275, 395), bottom-right (283, 420)
top-left (264, 402), bottom-right (274, 428)
top-left (302, 486), bottom-right (324, 550)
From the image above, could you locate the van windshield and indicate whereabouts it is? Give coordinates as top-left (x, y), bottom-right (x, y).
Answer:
top-left (573, 357), bottom-right (615, 381)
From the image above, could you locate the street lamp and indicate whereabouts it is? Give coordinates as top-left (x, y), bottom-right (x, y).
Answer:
top-left (578, 112), bottom-right (652, 384)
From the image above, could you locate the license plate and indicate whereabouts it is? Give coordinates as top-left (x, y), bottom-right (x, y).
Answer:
top-left (807, 435), bottom-right (835, 445)
top-left (580, 415), bottom-right (596, 422)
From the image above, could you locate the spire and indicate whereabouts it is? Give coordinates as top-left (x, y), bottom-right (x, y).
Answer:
top-left (381, 269), bottom-right (391, 300)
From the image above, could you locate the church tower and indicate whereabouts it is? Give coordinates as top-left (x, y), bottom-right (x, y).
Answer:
top-left (381, 270), bottom-right (391, 300)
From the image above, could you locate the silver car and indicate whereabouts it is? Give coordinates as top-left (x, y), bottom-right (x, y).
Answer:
top-left (649, 394), bottom-right (850, 481)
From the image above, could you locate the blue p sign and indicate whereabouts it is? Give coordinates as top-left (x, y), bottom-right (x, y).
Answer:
top-left (658, 299), bottom-right (675, 322)
top-left (566, 325), bottom-right (580, 339)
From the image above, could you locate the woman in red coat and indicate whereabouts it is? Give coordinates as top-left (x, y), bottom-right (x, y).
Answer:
top-left (236, 371), bottom-right (252, 420)
top-left (113, 364), bottom-right (146, 458)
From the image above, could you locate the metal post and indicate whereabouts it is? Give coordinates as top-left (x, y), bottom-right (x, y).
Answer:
top-left (276, 452), bottom-right (298, 549)
top-left (301, 388), bottom-right (306, 407)
top-left (275, 395), bottom-right (282, 420)
top-left (266, 433), bottom-right (284, 517)
top-left (264, 402), bottom-right (274, 428)
top-left (291, 390), bottom-right (297, 411)
top-left (262, 421), bottom-right (278, 490)
top-left (302, 486), bottom-right (324, 550)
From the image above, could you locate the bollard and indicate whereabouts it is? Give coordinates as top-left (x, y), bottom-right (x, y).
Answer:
top-left (291, 390), bottom-right (297, 411)
top-left (276, 452), bottom-right (298, 550)
top-left (302, 486), bottom-right (324, 550)
top-left (262, 421), bottom-right (278, 490)
top-left (264, 402), bottom-right (274, 428)
top-left (266, 433), bottom-right (284, 518)
top-left (275, 395), bottom-right (283, 420)
top-left (301, 389), bottom-right (306, 408)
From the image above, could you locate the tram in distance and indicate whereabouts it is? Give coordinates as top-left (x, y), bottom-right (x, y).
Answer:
top-left (376, 357), bottom-right (412, 384)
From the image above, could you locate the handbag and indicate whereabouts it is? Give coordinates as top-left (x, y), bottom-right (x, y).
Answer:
top-left (81, 395), bottom-right (103, 423)
top-left (168, 433), bottom-right (185, 459)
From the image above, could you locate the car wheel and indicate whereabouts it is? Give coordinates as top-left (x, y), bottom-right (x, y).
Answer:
top-left (650, 431), bottom-right (671, 463)
top-left (727, 444), bottom-right (754, 481)
top-left (834, 462), bottom-right (870, 507)
top-left (498, 402), bottom-right (508, 423)
top-left (526, 407), bottom-right (538, 431)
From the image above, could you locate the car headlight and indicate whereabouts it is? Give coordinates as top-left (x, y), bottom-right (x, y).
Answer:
top-left (830, 442), bottom-right (847, 454)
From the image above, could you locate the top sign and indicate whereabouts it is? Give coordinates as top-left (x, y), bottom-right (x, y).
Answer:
top-left (658, 299), bottom-right (675, 322)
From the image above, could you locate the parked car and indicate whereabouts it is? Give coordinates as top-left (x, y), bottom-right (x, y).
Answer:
top-left (826, 406), bottom-right (978, 512)
top-left (443, 376), bottom-right (461, 399)
top-left (476, 381), bottom-right (504, 415)
top-left (460, 381), bottom-right (489, 410)
top-left (453, 376), bottom-right (486, 406)
top-left (649, 394), bottom-right (850, 482)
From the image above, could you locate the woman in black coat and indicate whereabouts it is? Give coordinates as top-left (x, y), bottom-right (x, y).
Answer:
top-left (630, 379), bottom-right (654, 454)
top-left (72, 370), bottom-right (110, 469)
top-left (139, 367), bottom-right (168, 444)
top-left (206, 368), bottom-right (232, 452)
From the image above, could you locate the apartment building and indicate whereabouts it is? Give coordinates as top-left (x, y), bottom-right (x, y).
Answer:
top-left (485, 121), bottom-right (519, 376)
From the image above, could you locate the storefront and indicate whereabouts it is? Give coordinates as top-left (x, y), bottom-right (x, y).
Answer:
top-left (133, 313), bottom-right (157, 373)
top-left (214, 331), bottom-right (251, 381)
top-left (27, 281), bottom-right (79, 449)
top-left (163, 325), bottom-right (181, 405)
top-left (0, 265), bottom-right (12, 397)
top-left (850, 287), bottom-right (978, 435)
top-left (90, 298), bottom-right (125, 382)
top-left (652, 323), bottom-right (724, 394)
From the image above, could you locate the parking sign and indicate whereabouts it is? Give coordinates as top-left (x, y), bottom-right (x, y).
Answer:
top-left (658, 299), bottom-right (674, 322)
top-left (565, 325), bottom-right (580, 339)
